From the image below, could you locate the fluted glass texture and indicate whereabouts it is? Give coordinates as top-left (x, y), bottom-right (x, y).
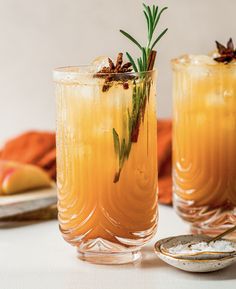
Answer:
top-left (172, 60), bottom-right (236, 235)
top-left (54, 67), bottom-right (158, 262)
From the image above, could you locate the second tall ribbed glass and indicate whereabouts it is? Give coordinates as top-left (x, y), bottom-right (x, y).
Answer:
top-left (54, 67), bottom-right (158, 264)
top-left (172, 56), bottom-right (236, 237)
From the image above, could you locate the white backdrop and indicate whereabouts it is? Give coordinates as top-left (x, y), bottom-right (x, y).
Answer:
top-left (0, 0), bottom-right (235, 140)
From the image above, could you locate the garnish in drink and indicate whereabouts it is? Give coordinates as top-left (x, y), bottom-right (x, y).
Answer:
top-left (95, 3), bottom-right (168, 182)
top-left (214, 38), bottom-right (236, 63)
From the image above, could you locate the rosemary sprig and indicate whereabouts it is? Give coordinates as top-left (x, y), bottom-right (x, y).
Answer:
top-left (113, 3), bottom-right (168, 183)
top-left (120, 3), bottom-right (168, 72)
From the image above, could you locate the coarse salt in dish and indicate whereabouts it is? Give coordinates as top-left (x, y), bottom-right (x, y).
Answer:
top-left (168, 240), bottom-right (236, 255)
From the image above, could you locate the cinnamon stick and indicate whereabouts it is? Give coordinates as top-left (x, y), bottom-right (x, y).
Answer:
top-left (147, 50), bottom-right (157, 71)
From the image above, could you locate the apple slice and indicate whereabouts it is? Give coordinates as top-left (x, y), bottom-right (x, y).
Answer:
top-left (0, 161), bottom-right (52, 195)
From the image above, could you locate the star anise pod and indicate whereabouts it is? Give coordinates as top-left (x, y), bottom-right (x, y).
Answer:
top-left (94, 53), bottom-right (134, 92)
top-left (214, 38), bottom-right (236, 64)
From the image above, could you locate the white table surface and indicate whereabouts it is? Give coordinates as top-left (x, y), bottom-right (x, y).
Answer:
top-left (0, 205), bottom-right (235, 289)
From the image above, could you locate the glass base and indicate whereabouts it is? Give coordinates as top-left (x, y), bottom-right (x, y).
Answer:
top-left (191, 225), bottom-right (236, 240)
top-left (174, 194), bottom-right (236, 240)
top-left (77, 249), bottom-right (141, 265)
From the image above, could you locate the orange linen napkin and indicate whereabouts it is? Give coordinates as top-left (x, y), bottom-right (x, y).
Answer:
top-left (157, 120), bottom-right (172, 205)
top-left (0, 121), bottom-right (172, 204)
top-left (0, 131), bottom-right (56, 180)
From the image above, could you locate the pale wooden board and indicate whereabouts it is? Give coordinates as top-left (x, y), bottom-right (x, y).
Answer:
top-left (0, 187), bottom-right (57, 219)
top-left (0, 186), bottom-right (57, 205)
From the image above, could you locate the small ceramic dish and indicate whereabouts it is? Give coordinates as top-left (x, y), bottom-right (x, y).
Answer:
top-left (155, 236), bottom-right (236, 273)
top-left (159, 235), bottom-right (236, 260)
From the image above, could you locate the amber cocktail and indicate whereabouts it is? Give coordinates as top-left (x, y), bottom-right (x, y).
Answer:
top-left (172, 54), bottom-right (236, 236)
top-left (54, 67), bottom-right (158, 264)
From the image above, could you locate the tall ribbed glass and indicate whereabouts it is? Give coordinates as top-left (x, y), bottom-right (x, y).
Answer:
top-left (54, 67), bottom-right (158, 264)
top-left (172, 57), bottom-right (236, 237)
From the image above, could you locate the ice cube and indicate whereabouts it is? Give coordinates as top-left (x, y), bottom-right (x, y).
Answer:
top-left (93, 118), bottom-right (113, 134)
top-left (187, 55), bottom-right (214, 77)
top-left (91, 56), bottom-right (109, 72)
top-left (175, 54), bottom-right (216, 78)
top-left (208, 50), bottom-right (220, 59)
top-left (176, 54), bottom-right (216, 66)
top-left (77, 84), bottom-right (97, 100)
top-left (54, 66), bottom-right (99, 85)
top-left (189, 55), bottom-right (216, 65)
top-left (223, 89), bottom-right (233, 99)
top-left (206, 93), bottom-right (225, 106)
top-left (177, 54), bottom-right (190, 64)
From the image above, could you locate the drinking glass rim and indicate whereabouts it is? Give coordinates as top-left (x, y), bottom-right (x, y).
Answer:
top-left (171, 55), bottom-right (236, 69)
top-left (53, 65), bottom-right (157, 77)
